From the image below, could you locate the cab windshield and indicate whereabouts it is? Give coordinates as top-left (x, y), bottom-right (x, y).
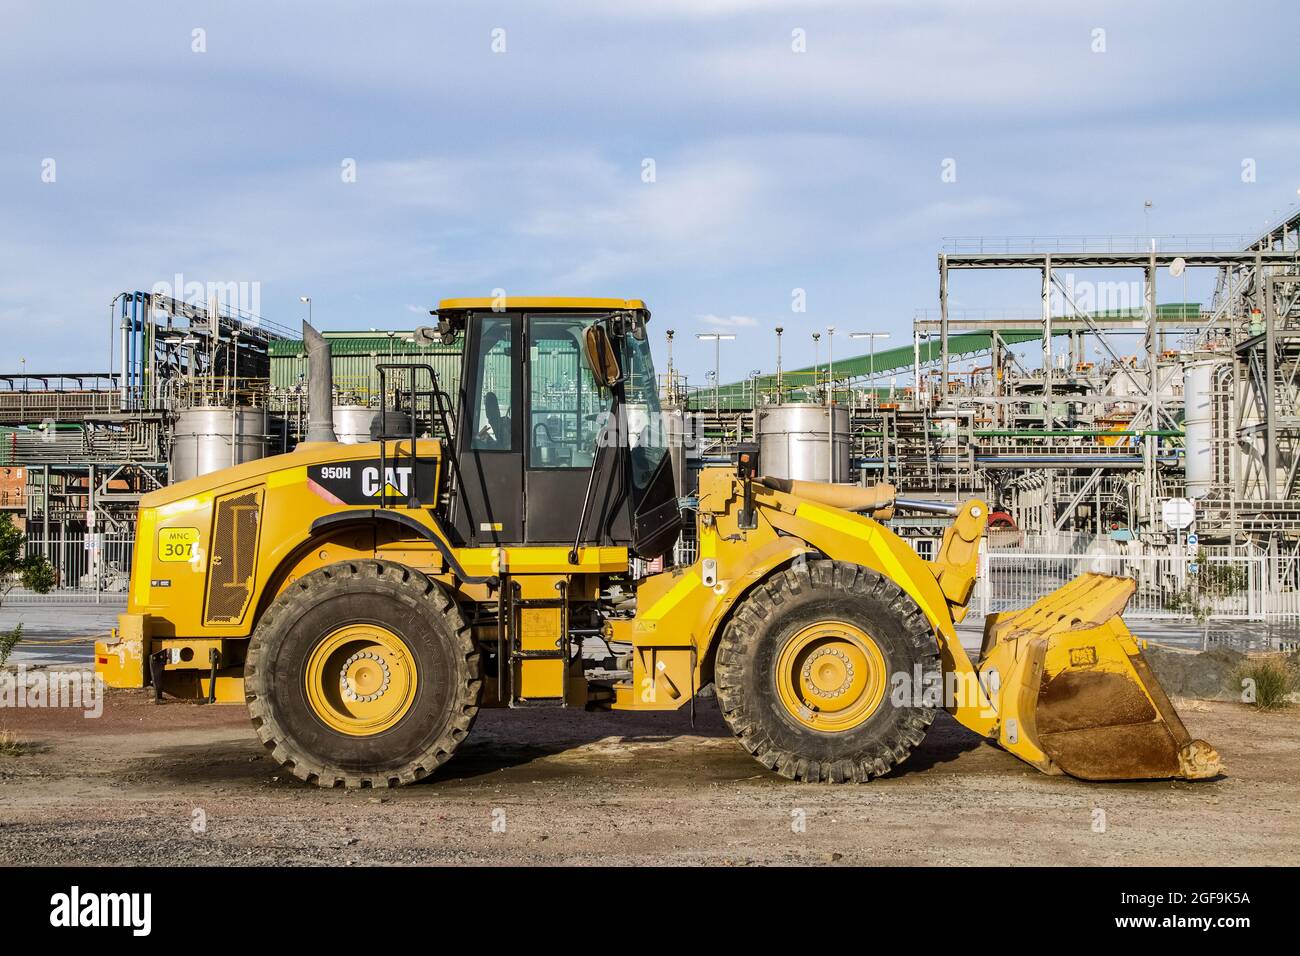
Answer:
top-left (620, 317), bottom-right (667, 498)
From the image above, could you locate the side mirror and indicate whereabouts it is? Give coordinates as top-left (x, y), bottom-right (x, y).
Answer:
top-left (414, 319), bottom-right (459, 346)
top-left (584, 325), bottom-right (623, 387)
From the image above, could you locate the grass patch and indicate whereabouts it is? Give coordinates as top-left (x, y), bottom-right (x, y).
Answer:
top-left (1237, 655), bottom-right (1298, 710)
top-left (0, 728), bottom-right (29, 757)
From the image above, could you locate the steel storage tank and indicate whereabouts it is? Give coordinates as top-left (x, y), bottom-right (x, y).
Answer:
top-left (171, 406), bottom-right (269, 482)
top-left (332, 405), bottom-right (413, 444)
top-left (757, 403), bottom-right (850, 482)
top-left (1182, 357), bottom-right (1221, 498)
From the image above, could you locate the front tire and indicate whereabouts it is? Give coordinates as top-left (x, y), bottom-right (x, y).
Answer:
top-left (245, 560), bottom-right (481, 788)
top-left (714, 559), bottom-right (940, 783)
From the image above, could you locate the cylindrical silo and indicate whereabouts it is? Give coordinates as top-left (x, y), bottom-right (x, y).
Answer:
top-left (171, 406), bottom-right (269, 483)
top-left (1182, 357), bottom-right (1221, 498)
top-left (757, 404), bottom-right (850, 482)
top-left (332, 405), bottom-right (413, 444)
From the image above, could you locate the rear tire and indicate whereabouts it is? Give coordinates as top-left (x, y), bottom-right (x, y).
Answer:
top-left (245, 560), bottom-right (481, 788)
top-left (714, 559), bottom-right (939, 783)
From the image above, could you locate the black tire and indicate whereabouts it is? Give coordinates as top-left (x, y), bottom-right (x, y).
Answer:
top-left (245, 560), bottom-right (481, 788)
top-left (714, 559), bottom-right (939, 783)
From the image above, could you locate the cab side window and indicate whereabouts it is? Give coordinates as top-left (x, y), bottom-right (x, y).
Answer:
top-left (528, 317), bottom-right (602, 468)
top-left (470, 316), bottom-right (514, 451)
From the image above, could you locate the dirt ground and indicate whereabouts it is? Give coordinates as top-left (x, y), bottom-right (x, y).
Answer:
top-left (1, 677), bottom-right (1297, 867)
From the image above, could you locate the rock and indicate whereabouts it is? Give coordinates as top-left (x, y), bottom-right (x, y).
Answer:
top-left (1144, 644), bottom-right (1244, 701)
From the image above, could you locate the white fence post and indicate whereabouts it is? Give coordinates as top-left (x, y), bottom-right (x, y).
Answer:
top-left (976, 542), bottom-right (987, 617)
top-left (1249, 556), bottom-right (1260, 619)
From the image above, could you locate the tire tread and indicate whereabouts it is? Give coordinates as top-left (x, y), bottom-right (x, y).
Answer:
top-left (245, 559), bottom-right (480, 789)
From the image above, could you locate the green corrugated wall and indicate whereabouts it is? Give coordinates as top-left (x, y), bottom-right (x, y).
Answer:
top-left (270, 333), bottom-right (464, 402)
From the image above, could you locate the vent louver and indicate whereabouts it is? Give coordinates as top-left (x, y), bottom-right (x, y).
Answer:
top-left (204, 487), bottom-right (263, 625)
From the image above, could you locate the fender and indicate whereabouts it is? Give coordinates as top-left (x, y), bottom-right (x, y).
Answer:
top-left (252, 508), bottom-right (491, 629)
top-left (308, 509), bottom-right (498, 587)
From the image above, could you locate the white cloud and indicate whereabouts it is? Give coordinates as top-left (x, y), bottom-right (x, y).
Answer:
top-left (700, 314), bottom-right (760, 328)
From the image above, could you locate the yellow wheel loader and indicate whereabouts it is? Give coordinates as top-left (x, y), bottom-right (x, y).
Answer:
top-left (95, 298), bottom-right (1221, 787)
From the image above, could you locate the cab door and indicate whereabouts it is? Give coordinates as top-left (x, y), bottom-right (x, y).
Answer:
top-left (448, 313), bottom-right (524, 545)
top-left (523, 314), bottom-right (626, 545)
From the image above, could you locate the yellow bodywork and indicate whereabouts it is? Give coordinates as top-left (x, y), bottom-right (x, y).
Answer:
top-left (607, 468), bottom-right (997, 739)
top-left (95, 445), bottom-right (1219, 782)
top-left (95, 439), bottom-right (622, 702)
top-left (437, 296), bottom-right (647, 312)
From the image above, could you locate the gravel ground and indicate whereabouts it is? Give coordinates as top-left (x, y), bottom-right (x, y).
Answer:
top-left (0, 675), bottom-right (1296, 866)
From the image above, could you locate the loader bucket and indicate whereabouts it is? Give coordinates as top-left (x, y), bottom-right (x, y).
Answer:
top-left (980, 573), bottom-right (1222, 782)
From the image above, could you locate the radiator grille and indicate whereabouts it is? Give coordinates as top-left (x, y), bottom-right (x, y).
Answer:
top-left (204, 487), bottom-right (263, 625)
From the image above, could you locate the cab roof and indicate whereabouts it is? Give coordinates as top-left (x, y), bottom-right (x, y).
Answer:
top-left (436, 296), bottom-right (647, 313)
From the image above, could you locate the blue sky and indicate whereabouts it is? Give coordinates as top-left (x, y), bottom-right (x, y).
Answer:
top-left (3, 0), bottom-right (1299, 387)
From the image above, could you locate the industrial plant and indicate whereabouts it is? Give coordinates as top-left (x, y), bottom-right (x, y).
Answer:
top-left (3, 212), bottom-right (1300, 624)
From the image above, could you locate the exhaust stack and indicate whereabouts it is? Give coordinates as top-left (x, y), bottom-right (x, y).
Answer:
top-left (302, 320), bottom-right (338, 444)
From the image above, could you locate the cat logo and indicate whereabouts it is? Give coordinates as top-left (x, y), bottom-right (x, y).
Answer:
top-left (361, 465), bottom-right (412, 499)
top-left (306, 460), bottom-right (437, 506)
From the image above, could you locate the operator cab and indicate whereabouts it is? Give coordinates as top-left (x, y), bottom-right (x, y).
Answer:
top-left (432, 298), bottom-right (680, 560)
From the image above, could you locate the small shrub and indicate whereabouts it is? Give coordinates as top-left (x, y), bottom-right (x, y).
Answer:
top-left (0, 623), bottom-right (20, 667)
top-left (20, 556), bottom-right (54, 594)
top-left (0, 729), bottom-right (27, 757)
top-left (1238, 655), bottom-right (1297, 711)
top-left (1, 514), bottom-right (53, 607)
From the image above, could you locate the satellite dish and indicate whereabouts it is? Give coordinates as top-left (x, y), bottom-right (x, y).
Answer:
top-left (1169, 256), bottom-right (1186, 278)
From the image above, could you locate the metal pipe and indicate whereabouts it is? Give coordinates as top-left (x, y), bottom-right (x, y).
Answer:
top-left (146, 293), bottom-right (155, 410)
top-left (302, 321), bottom-right (338, 443)
top-left (913, 328), bottom-right (921, 407)
top-left (132, 292), bottom-right (142, 409)
top-left (42, 463), bottom-right (50, 562)
top-left (893, 497), bottom-right (959, 516)
top-left (231, 330), bottom-right (240, 466)
top-left (135, 292), bottom-right (144, 408)
top-left (973, 428), bottom-right (1182, 438)
top-left (125, 295), bottom-right (134, 410)
top-left (108, 293), bottom-right (122, 409)
top-left (118, 296), bottom-right (128, 410)
top-left (826, 326), bottom-right (835, 481)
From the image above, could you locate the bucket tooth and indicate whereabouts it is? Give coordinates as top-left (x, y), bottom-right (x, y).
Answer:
top-left (982, 573), bottom-right (1223, 782)
top-left (1178, 739), bottom-right (1223, 781)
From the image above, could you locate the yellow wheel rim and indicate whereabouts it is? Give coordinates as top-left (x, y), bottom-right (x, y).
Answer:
top-left (775, 621), bottom-right (888, 732)
top-left (304, 624), bottom-right (418, 736)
